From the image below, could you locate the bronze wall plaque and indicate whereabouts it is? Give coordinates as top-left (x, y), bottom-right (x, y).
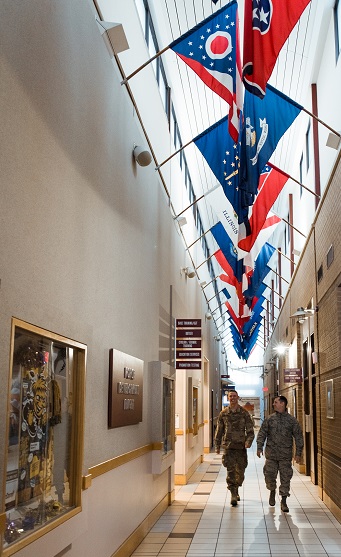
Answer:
top-left (108, 349), bottom-right (143, 428)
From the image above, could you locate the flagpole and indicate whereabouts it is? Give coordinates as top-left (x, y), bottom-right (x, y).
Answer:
top-left (202, 275), bottom-right (220, 289)
top-left (268, 163), bottom-right (320, 199)
top-left (276, 248), bottom-right (296, 266)
top-left (187, 230), bottom-right (209, 250)
top-left (301, 106), bottom-right (341, 139)
top-left (262, 296), bottom-right (281, 312)
top-left (196, 252), bottom-right (215, 270)
top-left (174, 193), bottom-right (205, 220)
top-left (212, 303), bottom-right (225, 314)
top-left (214, 310), bottom-right (229, 320)
top-left (263, 284), bottom-right (284, 300)
top-left (121, 46), bottom-right (170, 85)
top-left (173, 174), bottom-right (235, 220)
top-left (269, 268), bottom-right (290, 284)
top-left (271, 210), bottom-right (307, 238)
top-left (156, 140), bottom-right (193, 170)
top-left (207, 288), bottom-right (225, 303)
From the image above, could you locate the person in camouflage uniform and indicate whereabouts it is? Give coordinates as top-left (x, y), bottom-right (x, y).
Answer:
top-left (257, 395), bottom-right (304, 512)
top-left (215, 390), bottom-right (255, 506)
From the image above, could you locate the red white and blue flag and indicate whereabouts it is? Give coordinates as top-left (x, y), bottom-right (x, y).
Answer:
top-left (243, 0), bottom-right (311, 98)
top-left (170, 1), bottom-right (242, 141)
top-left (238, 165), bottom-right (288, 253)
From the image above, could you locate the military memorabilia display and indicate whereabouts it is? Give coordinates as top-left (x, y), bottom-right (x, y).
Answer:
top-left (162, 377), bottom-right (174, 454)
top-left (3, 319), bottom-right (86, 551)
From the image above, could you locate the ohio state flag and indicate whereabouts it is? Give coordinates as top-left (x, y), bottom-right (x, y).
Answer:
top-left (243, 0), bottom-right (311, 98)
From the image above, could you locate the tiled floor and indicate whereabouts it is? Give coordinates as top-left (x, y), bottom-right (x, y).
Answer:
top-left (132, 443), bottom-right (341, 556)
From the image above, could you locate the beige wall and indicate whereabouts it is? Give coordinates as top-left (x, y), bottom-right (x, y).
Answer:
top-left (0, 1), bottom-right (223, 555)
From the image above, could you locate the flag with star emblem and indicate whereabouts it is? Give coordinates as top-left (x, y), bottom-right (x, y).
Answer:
top-left (194, 115), bottom-right (241, 245)
top-left (239, 84), bottom-right (302, 202)
top-left (243, 0), bottom-right (311, 98)
top-left (170, 1), bottom-right (242, 140)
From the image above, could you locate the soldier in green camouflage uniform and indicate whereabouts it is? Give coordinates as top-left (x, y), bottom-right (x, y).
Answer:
top-left (215, 390), bottom-right (255, 506)
top-left (257, 395), bottom-right (304, 512)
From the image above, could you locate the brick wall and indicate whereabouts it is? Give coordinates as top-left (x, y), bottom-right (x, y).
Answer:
top-left (263, 152), bottom-right (341, 510)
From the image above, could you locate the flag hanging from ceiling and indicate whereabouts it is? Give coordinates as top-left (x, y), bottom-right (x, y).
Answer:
top-left (243, 298), bottom-right (266, 335)
top-left (241, 212), bottom-right (281, 269)
top-left (243, 242), bottom-right (276, 301)
top-left (243, 0), bottom-right (311, 98)
top-left (247, 281), bottom-right (269, 309)
top-left (221, 287), bottom-right (231, 301)
top-left (238, 165), bottom-right (288, 252)
top-left (169, 1), bottom-right (242, 140)
top-left (194, 115), bottom-right (241, 245)
top-left (210, 222), bottom-right (244, 281)
top-left (204, 183), bottom-right (239, 248)
top-left (194, 119), bottom-right (241, 247)
top-left (239, 84), bottom-right (302, 203)
top-left (194, 116), bottom-right (240, 192)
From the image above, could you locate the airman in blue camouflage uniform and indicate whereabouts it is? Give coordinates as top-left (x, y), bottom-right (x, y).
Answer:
top-left (257, 395), bottom-right (304, 512)
top-left (215, 390), bottom-right (255, 506)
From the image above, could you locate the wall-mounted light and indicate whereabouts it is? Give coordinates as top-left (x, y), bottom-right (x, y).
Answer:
top-left (181, 266), bottom-right (196, 278)
top-left (274, 343), bottom-right (290, 355)
top-left (205, 311), bottom-right (212, 320)
top-left (96, 20), bottom-right (129, 55)
top-left (133, 145), bottom-right (152, 166)
top-left (326, 132), bottom-right (341, 150)
top-left (200, 281), bottom-right (207, 287)
top-left (176, 216), bottom-right (187, 227)
top-left (290, 307), bottom-right (314, 324)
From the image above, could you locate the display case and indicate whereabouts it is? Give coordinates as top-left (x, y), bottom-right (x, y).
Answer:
top-left (149, 361), bottom-right (175, 474)
top-left (162, 377), bottom-right (174, 455)
top-left (2, 319), bottom-right (86, 554)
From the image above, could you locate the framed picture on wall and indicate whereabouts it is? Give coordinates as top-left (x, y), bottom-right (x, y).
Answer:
top-left (326, 380), bottom-right (334, 419)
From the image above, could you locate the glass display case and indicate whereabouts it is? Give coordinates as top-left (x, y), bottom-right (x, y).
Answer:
top-left (162, 377), bottom-right (174, 455)
top-left (2, 318), bottom-right (86, 554)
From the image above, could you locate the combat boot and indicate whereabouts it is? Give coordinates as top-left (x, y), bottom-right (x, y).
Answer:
top-left (269, 490), bottom-right (276, 506)
top-left (230, 488), bottom-right (238, 506)
top-left (281, 496), bottom-right (289, 512)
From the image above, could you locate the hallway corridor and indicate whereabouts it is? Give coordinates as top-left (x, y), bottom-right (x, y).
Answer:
top-left (132, 444), bottom-right (341, 556)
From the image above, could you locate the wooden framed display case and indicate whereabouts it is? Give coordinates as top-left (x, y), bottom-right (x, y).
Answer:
top-left (1, 319), bottom-right (86, 555)
top-left (150, 362), bottom-right (175, 474)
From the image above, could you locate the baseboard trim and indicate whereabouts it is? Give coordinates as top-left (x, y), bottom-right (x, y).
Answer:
top-left (322, 491), bottom-right (341, 523)
top-left (174, 454), bottom-right (203, 485)
top-left (111, 493), bottom-right (169, 557)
